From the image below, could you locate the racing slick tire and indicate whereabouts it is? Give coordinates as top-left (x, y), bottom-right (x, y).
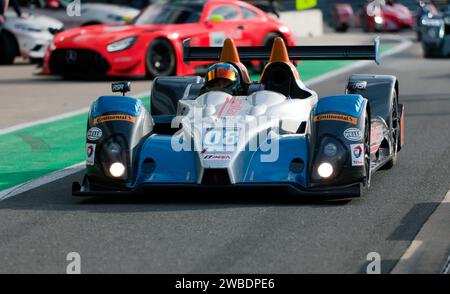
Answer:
top-left (423, 46), bottom-right (442, 58)
top-left (363, 108), bottom-right (372, 186)
top-left (382, 89), bottom-right (399, 169)
top-left (334, 24), bottom-right (349, 32)
top-left (0, 31), bottom-right (18, 65)
top-left (145, 38), bottom-right (176, 79)
top-left (81, 21), bottom-right (101, 27)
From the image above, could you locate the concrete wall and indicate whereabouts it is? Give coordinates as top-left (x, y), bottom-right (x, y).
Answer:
top-left (279, 9), bottom-right (323, 38)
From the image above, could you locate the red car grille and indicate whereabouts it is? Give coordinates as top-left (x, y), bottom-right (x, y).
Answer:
top-left (49, 49), bottom-right (110, 77)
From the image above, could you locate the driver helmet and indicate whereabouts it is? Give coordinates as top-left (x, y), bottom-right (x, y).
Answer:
top-left (205, 62), bottom-right (240, 94)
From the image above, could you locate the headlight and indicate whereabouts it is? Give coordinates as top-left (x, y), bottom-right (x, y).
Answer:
top-left (14, 23), bottom-right (43, 33)
top-left (107, 37), bottom-right (137, 52)
top-left (421, 18), bottom-right (443, 26)
top-left (317, 162), bottom-right (334, 178)
top-left (445, 17), bottom-right (450, 25)
top-left (109, 162), bottom-right (125, 178)
top-left (374, 16), bottom-right (383, 24)
top-left (107, 14), bottom-right (125, 22)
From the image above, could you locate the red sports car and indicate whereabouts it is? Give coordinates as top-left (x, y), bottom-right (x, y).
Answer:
top-left (332, 1), bottom-right (414, 32)
top-left (41, 0), bottom-right (295, 78)
top-left (359, 0), bottom-right (414, 32)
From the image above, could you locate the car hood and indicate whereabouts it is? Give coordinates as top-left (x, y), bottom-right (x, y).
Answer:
top-left (5, 11), bottom-right (63, 31)
top-left (383, 4), bottom-right (412, 19)
top-left (83, 3), bottom-right (140, 17)
top-left (173, 90), bottom-right (317, 170)
top-left (53, 24), bottom-right (165, 45)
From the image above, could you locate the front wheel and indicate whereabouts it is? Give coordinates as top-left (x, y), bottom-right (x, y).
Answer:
top-left (145, 38), bottom-right (176, 79)
top-left (363, 110), bottom-right (371, 186)
top-left (0, 32), bottom-right (18, 65)
top-left (382, 89), bottom-right (399, 169)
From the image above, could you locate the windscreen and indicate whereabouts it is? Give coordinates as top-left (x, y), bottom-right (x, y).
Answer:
top-left (132, 3), bottom-right (204, 25)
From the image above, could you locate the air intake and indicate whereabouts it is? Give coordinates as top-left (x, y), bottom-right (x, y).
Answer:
top-left (201, 169), bottom-right (231, 185)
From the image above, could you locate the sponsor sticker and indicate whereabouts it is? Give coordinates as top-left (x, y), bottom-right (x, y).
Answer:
top-left (350, 144), bottom-right (364, 166)
top-left (350, 81), bottom-right (367, 90)
top-left (93, 114), bottom-right (136, 125)
top-left (203, 154), bottom-right (231, 161)
top-left (209, 31), bottom-right (226, 47)
top-left (87, 127), bottom-right (102, 141)
top-left (313, 113), bottom-right (358, 125)
top-left (344, 128), bottom-right (362, 141)
top-left (86, 143), bottom-right (96, 166)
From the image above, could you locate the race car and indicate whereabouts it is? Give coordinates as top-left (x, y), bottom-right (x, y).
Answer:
top-left (419, 5), bottom-right (450, 57)
top-left (359, 0), bottom-right (414, 32)
top-left (333, 0), bottom-right (414, 32)
top-left (0, 11), bottom-right (63, 64)
top-left (416, 0), bottom-right (438, 41)
top-left (23, 0), bottom-right (139, 29)
top-left (330, 3), bottom-right (355, 32)
top-left (72, 37), bottom-right (404, 199)
top-left (40, 0), bottom-right (295, 79)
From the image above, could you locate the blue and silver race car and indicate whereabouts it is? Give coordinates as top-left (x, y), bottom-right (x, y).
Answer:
top-left (419, 5), bottom-right (450, 57)
top-left (73, 37), bottom-right (404, 199)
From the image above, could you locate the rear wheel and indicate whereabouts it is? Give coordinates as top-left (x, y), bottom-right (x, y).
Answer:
top-left (0, 32), bottom-right (18, 65)
top-left (382, 89), bottom-right (399, 169)
top-left (363, 110), bottom-right (371, 186)
top-left (81, 21), bottom-right (101, 27)
top-left (145, 38), bottom-right (176, 79)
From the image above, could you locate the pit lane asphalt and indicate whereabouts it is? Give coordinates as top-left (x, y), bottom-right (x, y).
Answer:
top-left (1, 36), bottom-right (450, 273)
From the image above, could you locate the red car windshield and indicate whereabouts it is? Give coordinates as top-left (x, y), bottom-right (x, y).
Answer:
top-left (133, 3), bottom-right (204, 25)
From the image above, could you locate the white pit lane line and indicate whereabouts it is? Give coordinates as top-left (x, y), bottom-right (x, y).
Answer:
top-left (391, 191), bottom-right (450, 274)
top-left (0, 37), bottom-right (413, 201)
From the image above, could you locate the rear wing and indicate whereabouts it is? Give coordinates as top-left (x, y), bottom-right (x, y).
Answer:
top-left (182, 37), bottom-right (381, 65)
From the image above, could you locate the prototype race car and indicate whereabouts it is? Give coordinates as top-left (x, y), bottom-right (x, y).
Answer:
top-left (0, 11), bottom-right (63, 64)
top-left (416, 0), bottom-right (438, 41)
top-left (23, 0), bottom-right (139, 29)
top-left (360, 0), bottom-right (414, 32)
top-left (41, 0), bottom-right (294, 78)
top-left (73, 37), bottom-right (404, 199)
top-left (419, 5), bottom-right (450, 57)
top-left (333, 0), bottom-right (413, 32)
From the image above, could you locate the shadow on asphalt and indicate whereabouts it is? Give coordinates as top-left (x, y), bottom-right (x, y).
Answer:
top-left (0, 172), bottom-right (354, 211)
top-left (401, 93), bottom-right (450, 102)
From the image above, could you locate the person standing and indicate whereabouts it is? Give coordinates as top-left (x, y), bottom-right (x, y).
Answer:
top-left (0, 0), bottom-right (10, 26)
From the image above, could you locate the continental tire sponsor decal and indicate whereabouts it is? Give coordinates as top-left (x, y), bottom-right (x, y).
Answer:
top-left (314, 113), bottom-right (358, 125)
top-left (93, 114), bottom-right (136, 125)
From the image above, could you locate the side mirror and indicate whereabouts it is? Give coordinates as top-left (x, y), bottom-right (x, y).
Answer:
top-left (112, 82), bottom-right (131, 96)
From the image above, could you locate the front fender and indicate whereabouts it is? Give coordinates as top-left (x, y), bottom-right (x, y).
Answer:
top-left (309, 94), bottom-right (369, 188)
top-left (85, 95), bottom-right (152, 188)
